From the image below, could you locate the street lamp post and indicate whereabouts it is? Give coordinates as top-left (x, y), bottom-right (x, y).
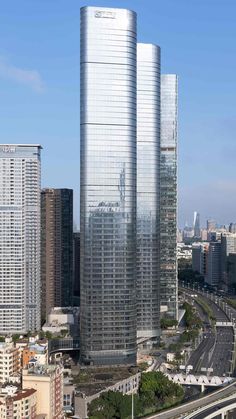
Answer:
top-left (131, 391), bottom-right (134, 419)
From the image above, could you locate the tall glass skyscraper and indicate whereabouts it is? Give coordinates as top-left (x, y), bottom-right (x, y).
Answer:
top-left (80, 7), bottom-right (137, 365)
top-left (160, 75), bottom-right (178, 319)
top-left (193, 211), bottom-right (201, 238)
top-left (0, 145), bottom-right (41, 334)
top-left (137, 43), bottom-right (161, 339)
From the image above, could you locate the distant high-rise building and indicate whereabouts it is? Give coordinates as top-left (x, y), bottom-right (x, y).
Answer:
top-left (41, 189), bottom-right (73, 320)
top-left (80, 6), bottom-right (137, 365)
top-left (0, 144), bottom-right (41, 334)
top-left (220, 233), bottom-right (236, 288)
top-left (206, 241), bottom-right (221, 286)
top-left (136, 43), bottom-right (161, 339)
top-left (177, 229), bottom-right (183, 243)
top-left (207, 231), bottom-right (217, 242)
top-left (227, 253), bottom-right (236, 294)
top-left (229, 223), bottom-right (236, 234)
top-left (207, 219), bottom-right (216, 232)
top-left (182, 226), bottom-right (194, 240)
top-left (73, 232), bottom-right (80, 306)
top-left (192, 242), bottom-right (209, 277)
top-left (201, 228), bottom-right (208, 241)
top-left (160, 74), bottom-right (178, 319)
top-left (193, 211), bottom-right (201, 238)
top-left (192, 244), bottom-right (201, 273)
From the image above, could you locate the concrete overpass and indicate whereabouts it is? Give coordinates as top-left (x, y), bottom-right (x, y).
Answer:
top-left (146, 381), bottom-right (236, 419)
top-left (183, 394), bottom-right (236, 418)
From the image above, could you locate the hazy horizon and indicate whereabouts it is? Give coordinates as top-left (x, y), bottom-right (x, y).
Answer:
top-left (1, 0), bottom-right (236, 228)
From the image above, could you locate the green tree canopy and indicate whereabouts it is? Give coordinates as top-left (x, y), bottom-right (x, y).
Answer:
top-left (88, 372), bottom-right (184, 419)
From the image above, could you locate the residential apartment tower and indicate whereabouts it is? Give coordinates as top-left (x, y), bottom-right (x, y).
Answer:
top-left (41, 188), bottom-right (73, 320)
top-left (0, 145), bottom-right (41, 334)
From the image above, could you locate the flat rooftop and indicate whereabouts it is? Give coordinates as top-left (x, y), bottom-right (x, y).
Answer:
top-left (0, 144), bottom-right (42, 147)
top-left (73, 365), bottom-right (140, 397)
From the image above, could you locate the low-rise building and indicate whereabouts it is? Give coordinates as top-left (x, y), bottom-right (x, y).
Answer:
top-left (22, 365), bottom-right (63, 419)
top-left (177, 243), bottom-right (192, 260)
top-left (166, 352), bottom-right (176, 362)
top-left (0, 385), bottom-right (37, 419)
top-left (42, 307), bottom-right (79, 337)
top-left (23, 342), bottom-right (48, 368)
top-left (0, 341), bottom-right (21, 384)
top-left (63, 379), bottom-right (75, 416)
top-left (74, 372), bottom-right (141, 419)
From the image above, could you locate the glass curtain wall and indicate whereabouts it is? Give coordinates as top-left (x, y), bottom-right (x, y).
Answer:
top-left (137, 43), bottom-right (161, 339)
top-left (160, 74), bottom-right (178, 319)
top-left (80, 6), bottom-right (137, 365)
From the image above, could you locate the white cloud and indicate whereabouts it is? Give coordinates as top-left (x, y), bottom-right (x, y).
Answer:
top-left (0, 57), bottom-right (45, 93)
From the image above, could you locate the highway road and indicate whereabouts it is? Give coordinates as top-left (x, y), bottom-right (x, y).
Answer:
top-left (210, 327), bottom-right (234, 376)
top-left (145, 289), bottom-right (236, 419)
top-left (188, 330), bottom-right (215, 373)
top-left (191, 327), bottom-right (233, 376)
top-left (193, 298), bottom-right (210, 325)
top-left (186, 396), bottom-right (236, 419)
top-left (186, 289), bottom-right (229, 322)
top-left (182, 289), bottom-right (234, 377)
top-left (205, 297), bottom-right (229, 322)
top-left (147, 382), bottom-right (236, 419)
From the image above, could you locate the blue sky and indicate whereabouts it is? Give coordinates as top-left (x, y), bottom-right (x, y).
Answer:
top-left (0, 0), bottom-right (236, 228)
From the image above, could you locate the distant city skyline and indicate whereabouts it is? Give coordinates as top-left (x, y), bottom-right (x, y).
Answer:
top-left (183, 214), bottom-right (236, 230)
top-left (1, 1), bottom-right (236, 227)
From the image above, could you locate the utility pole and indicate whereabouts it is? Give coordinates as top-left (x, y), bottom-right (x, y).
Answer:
top-left (131, 391), bottom-right (134, 419)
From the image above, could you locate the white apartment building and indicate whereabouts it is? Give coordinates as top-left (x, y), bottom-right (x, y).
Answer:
top-left (0, 145), bottom-right (41, 333)
top-left (0, 342), bottom-right (21, 384)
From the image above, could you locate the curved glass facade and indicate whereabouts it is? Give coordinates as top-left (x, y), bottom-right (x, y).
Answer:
top-left (80, 6), bottom-right (137, 365)
top-left (137, 44), bottom-right (161, 338)
top-left (160, 74), bottom-right (178, 319)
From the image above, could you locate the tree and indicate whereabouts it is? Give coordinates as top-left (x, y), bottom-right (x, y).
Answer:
top-left (139, 371), bottom-right (184, 410)
top-left (174, 351), bottom-right (184, 362)
top-left (88, 373), bottom-right (184, 419)
top-left (161, 318), bottom-right (178, 329)
top-left (88, 391), bottom-right (136, 419)
top-left (39, 331), bottom-right (45, 340)
top-left (45, 331), bottom-right (52, 340)
top-left (60, 329), bottom-right (68, 337)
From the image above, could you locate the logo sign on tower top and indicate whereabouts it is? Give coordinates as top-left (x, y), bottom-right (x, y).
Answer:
top-left (94, 10), bottom-right (116, 19)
